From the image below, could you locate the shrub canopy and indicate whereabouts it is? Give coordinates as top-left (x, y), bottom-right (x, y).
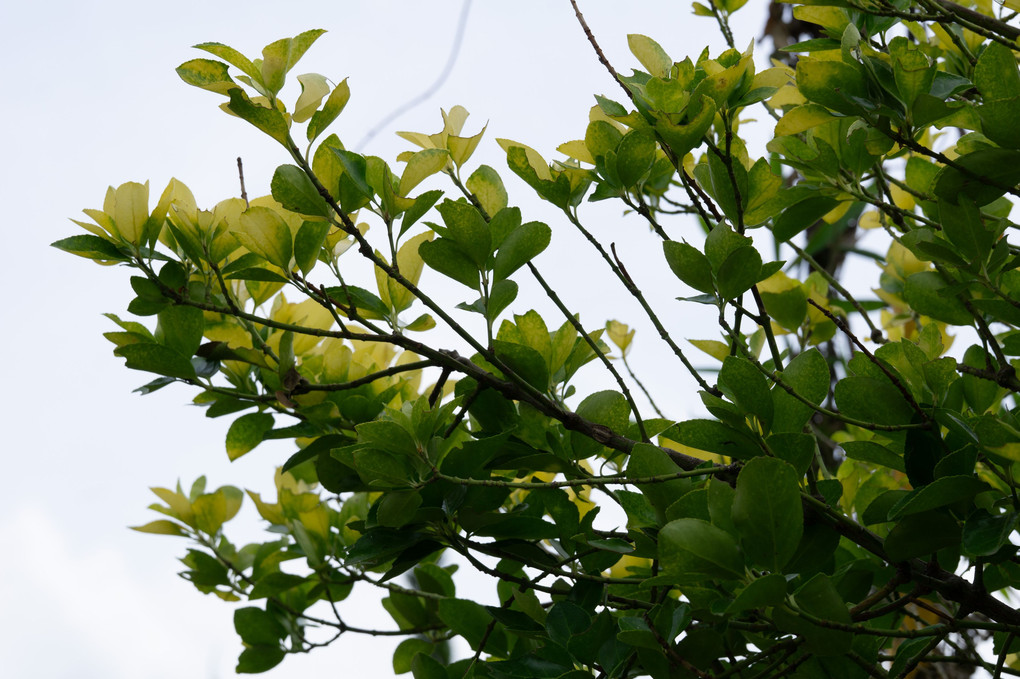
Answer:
top-left (55, 1), bottom-right (1020, 676)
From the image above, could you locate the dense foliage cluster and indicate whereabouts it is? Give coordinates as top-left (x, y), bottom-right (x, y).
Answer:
top-left (55, 0), bottom-right (1020, 676)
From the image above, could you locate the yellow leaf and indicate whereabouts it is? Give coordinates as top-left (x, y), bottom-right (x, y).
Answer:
top-left (774, 104), bottom-right (837, 137)
top-left (751, 66), bottom-right (792, 91)
top-left (79, 209), bottom-right (117, 238)
top-left (247, 490), bottom-right (286, 525)
top-left (769, 84), bottom-right (806, 108)
top-left (396, 350), bottom-right (424, 395)
top-left (757, 270), bottom-right (800, 295)
top-left (609, 554), bottom-right (651, 579)
top-left (442, 105), bottom-right (470, 137)
top-left (821, 201), bottom-right (851, 224)
top-left (399, 148), bottom-right (451, 196)
top-left (114, 181), bottom-right (150, 244)
top-left (271, 297), bottom-right (335, 355)
top-left (150, 487), bottom-right (195, 526)
top-left (298, 505), bottom-right (331, 540)
top-left (130, 520), bottom-right (187, 536)
top-left (884, 240), bottom-right (929, 281)
top-left (660, 436), bottom-right (727, 464)
top-left (557, 139), bottom-right (595, 165)
top-left (234, 205), bottom-right (293, 269)
top-left (496, 138), bottom-right (552, 181)
top-left (690, 339), bottom-right (730, 362)
top-left (606, 320), bottom-right (635, 355)
top-left (890, 184), bottom-right (914, 211)
top-left (588, 104), bottom-right (627, 131)
top-left (192, 492), bottom-right (227, 534)
top-left (396, 130), bottom-right (436, 149)
top-left (627, 34), bottom-right (672, 78)
top-left (859, 210), bottom-right (883, 230)
top-left (293, 73), bottom-right (330, 123)
top-left (448, 122), bottom-right (487, 168)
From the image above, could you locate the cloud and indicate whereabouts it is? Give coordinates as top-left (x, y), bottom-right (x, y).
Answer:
top-left (0, 506), bottom-right (233, 679)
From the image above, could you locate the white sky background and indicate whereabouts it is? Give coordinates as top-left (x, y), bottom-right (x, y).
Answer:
top-left (0, 1), bottom-right (812, 677)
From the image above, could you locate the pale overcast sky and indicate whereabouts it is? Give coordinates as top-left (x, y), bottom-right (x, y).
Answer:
top-left (3, 2), bottom-right (773, 677)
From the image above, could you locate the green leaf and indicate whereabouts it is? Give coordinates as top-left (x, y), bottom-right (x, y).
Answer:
top-left (155, 305), bottom-right (205, 357)
top-left (411, 653), bottom-right (448, 679)
top-left (931, 148), bottom-right (1020, 206)
top-left (887, 475), bottom-right (987, 519)
top-left (226, 88), bottom-right (290, 146)
top-left (331, 148), bottom-right (373, 199)
top-left (773, 196), bottom-right (839, 242)
top-left (399, 148), bottom-right (451, 196)
top-left (486, 279), bottom-right (518, 322)
top-left (192, 42), bottom-right (261, 83)
top-left (653, 94), bottom-right (716, 158)
top-left (226, 413), bottom-right (275, 460)
top-left (394, 638), bottom-right (434, 675)
top-left (962, 510), bottom-right (1017, 557)
top-left (666, 419), bottom-right (760, 460)
top-left (418, 238), bottom-right (479, 289)
top-left (466, 165), bottom-right (508, 217)
top-left (760, 285), bottom-right (808, 332)
top-left (51, 234), bottom-right (128, 261)
top-left (703, 222), bottom-right (749, 271)
top-left (659, 518), bottom-right (744, 581)
top-left (663, 241), bottom-right (715, 294)
top-left (974, 41), bottom-right (1020, 101)
top-left (294, 220), bottom-right (330, 275)
top-left (841, 440), bottom-right (905, 472)
top-left (615, 130), bottom-right (656, 188)
top-left (795, 59), bottom-right (867, 115)
top-left (628, 34), bottom-right (672, 78)
top-left (504, 145), bottom-right (571, 209)
top-left (436, 200), bottom-right (491, 268)
top-left (884, 511), bottom-right (961, 561)
top-left (234, 607), bottom-right (286, 646)
top-left (585, 120), bottom-right (624, 164)
top-left (236, 646), bottom-right (285, 674)
top-left (889, 36), bottom-right (935, 108)
top-left (732, 457), bottom-right (803, 571)
top-left (175, 58), bottom-right (236, 94)
top-left (772, 348), bottom-right (830, 433)
top-left (493, 221), bottom-right (551, 281)
top-left (115, 343), bottom-right (197, 380)
top-left (575, 390), bottom-right (630, 447)
top-left (773, 574), bottom-right (852, 656)
top-left (307, 77), bottom-right (351, 142)
top-left (377, 490), bottom-right (423, 528)
top-left (224, 267), bottom-right (290, 283)
top-left (705, 149), bottom-right (747, 224)
top-left (726, 573), bottom-right (788, 614)
top-left (716, 247), bottom-right (762, 300)
top-left (235, 206), bottom-right (293, 270)
top-left (774, 104), bottom-right (838, 137)
top-left (626, 443), bottom-right (692, 516)
top-left (400, 189), bottom-right (444, 236)
top-left (493, 340), bottom-right (549, 392)
top-left (833, 376), bottom-right (914, 426)
top-left (720, 355), bottom-right (774, 431)
top-left (767, 432), bottom-right (815, 475)
top-left (901, 271), bottom-right (972, 325)
top-left (743, 158), bottom-right (786, 226)
top-left (438, 598), bottom-right (504, 654)
top-left (939, 196), bottom-right (994, 263)
top-left (271, 164), bottom-right (331, 218)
